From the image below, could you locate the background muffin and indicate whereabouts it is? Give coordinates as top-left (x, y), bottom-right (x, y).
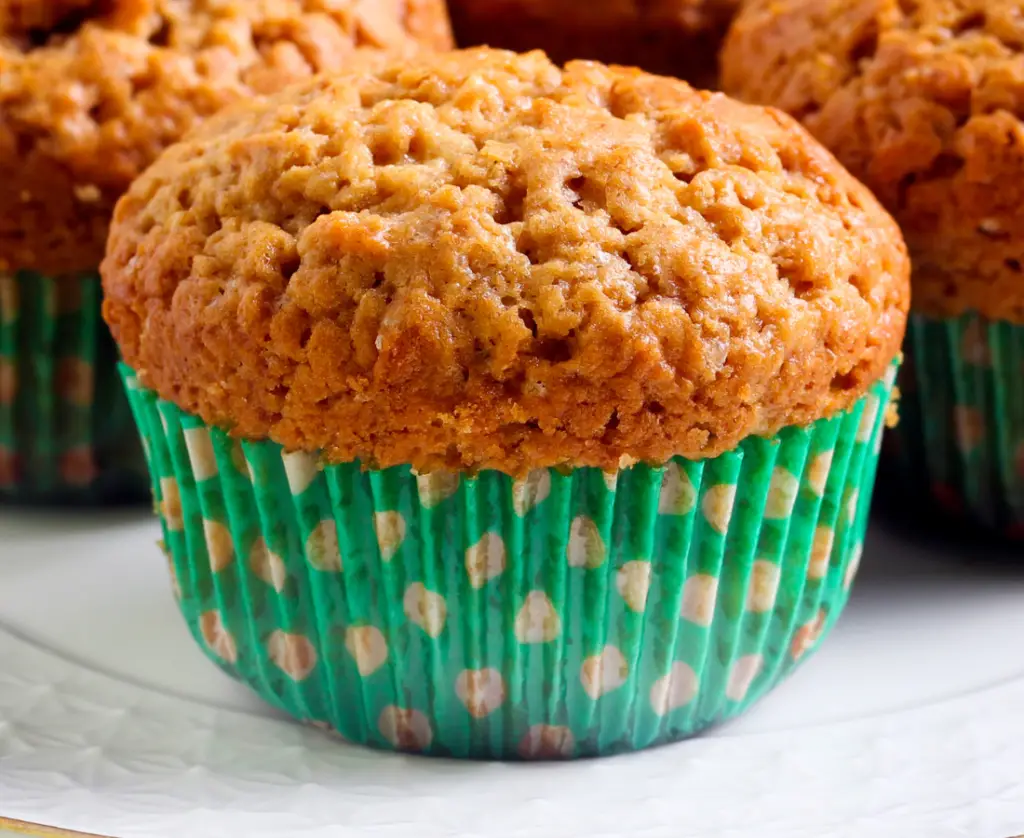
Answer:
top-left (104, 48), bottom-right (907, 758)
top-left (0, 0), bottom-right (452, 503)
top-left (723, 0), bottom-right (1024, 536)
top-left (447, 0), bottom-right (740, 88)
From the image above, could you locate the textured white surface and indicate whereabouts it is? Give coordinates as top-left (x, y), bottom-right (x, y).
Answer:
top-left (1, 509), bottom-right (1024, 838)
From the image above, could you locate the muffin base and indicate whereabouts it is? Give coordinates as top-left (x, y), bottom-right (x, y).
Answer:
top-left (0, 272), bottom-right (147, 504)
top-left (887, 312), bottom-right (1024, 538)
top-left (123, 364), bottom-right (894, 759)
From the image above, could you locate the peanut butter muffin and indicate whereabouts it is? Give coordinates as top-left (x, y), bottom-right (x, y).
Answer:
top-left (448, 0), bottom-right (740, 88)
top-left (105, 48), bottom-right (908, 758)
top-left (0, 0), bottom-right (452, 503)
top-left (723, 0), bottom-right (1024, 536)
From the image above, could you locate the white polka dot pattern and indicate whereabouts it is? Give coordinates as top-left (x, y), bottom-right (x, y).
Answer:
top-left (403, 583), bottom-right (447, 638)
top-left (183, 427), bottom-right (218, 481)
top-left (702, 484), bottom-right (736, 534)
top-left (519, 725), bottom-right (575, 759)
top-left (159, 477), bottom-right (183, 531)
top-left (306, 520), bottom-right (342, 572)
top-left (514, 591), bottom-right (561, 643)
top-left (791, 610), bottom-right (827, 661)
top-left (465, 532), bottom-right (506, 588)
top-left (416, 472), bottom-right (460, 508)
top-left (198, 611), bottom-right (237, 664)
top-left (267, 631), bottom-right (318, 682)
top-left (764, 467), bottom-right (799, 519)
top-left (203, 519), bottom-right (234, 573)
top-left (857, 395), bottom-right (880, 443)
top-left (806, 450), bottom-right (833, 496)
top-left (658, 462), bottom-right (696, 515)
top-left (566, 516), bottom-right (606, 569)
top-left (250, 537), bottom-right (287, 592)
top-left (345, 626), bottom-right (389, 676)
top-left (616, 560), bottom-right (652, 613)
top-left (726, 654), bottom-right (763, 702)
top-left (650, 662), bottom-right (698, 716)
top-left (512, 470), bottom-right (551, 516)
top-left (580, 646), bottom-right (628, 699)
top-left (680, 573), bottom-right (718, 626)
top-left (844, 543), bottom-right (864, 590)
top-left (455, 669), bottom-right (506, 718)
top-left (373, 511), bottom-right (406, 561)
top-left (378, 707), bottom-right (433, 751)
top-left (746, 561), bottom-right (780, 613)
top-left (282, 450), bottom-right (320, 496)
top-left (846, 489), bottom-right (859, 525)
top-left (807, 526), bottom-right (834, 580)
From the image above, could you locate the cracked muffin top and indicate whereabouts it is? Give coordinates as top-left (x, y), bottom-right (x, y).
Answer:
top-left (447, 0), bottom-right (740, 89)
top-left (102, 47), bottom-right (909, 476)
top-left (0, 0), bottom-right (453, 275)
top-left (722, 0), bottom-right (1024, 321)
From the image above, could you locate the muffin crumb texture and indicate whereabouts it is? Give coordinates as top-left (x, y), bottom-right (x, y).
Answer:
top-left (722, 0), bottom-right (1024, 321)
top-left (103, 48), bottom-right (909, 475)
top-left (0, 0), bottom-right (453, 274)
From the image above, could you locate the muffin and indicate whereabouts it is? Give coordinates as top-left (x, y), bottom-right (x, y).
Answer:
top-left (103, 48), bottom-right (908, 758)
top-left (722, 0), bottom-right (1024, 537)
top-left (447, 0), bottom-right (740, 88)
top-left (0, 0), bottom-right (452, 503)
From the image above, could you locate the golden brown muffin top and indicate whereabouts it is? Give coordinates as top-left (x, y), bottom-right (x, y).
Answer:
top-left (103, 48), bottom-right (909, 476)
top-left (0, 0), bottom-right (453, 275)
top-left (722, 0), bottom-right (1024, 322)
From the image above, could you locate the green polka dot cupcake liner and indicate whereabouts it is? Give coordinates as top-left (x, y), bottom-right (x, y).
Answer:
top-left (0, 272), bottom-right (148, 505)
top-left (888, 312), bottom-right (1024, 538)
top-left (122, 362), bottom-right (895, 759)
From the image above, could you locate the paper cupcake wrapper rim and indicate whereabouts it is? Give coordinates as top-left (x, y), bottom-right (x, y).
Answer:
top-left (123, 362), bottom-right (895, 759)
top-left (888, 312), bottom-right (1024, 537)
top-left (0, 271), bottom-right (148, 504)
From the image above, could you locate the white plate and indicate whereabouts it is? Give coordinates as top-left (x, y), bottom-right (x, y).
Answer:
top-left (1, 508), bottom-right (1023, 838)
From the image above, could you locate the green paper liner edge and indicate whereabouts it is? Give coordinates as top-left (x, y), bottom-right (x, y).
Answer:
top-left (0, 271), bottom-right (148, 504)
top-left (888, 312), bottom-right (1024, 537)
top-left (123, 361), bottom-right (896, 759)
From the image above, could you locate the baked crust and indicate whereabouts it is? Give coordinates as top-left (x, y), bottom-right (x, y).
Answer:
top-left (103, 48), bottom-right (909, 475)
top-left (448, 0), bottom-right (739, 88)
top-left (0, 0), bottom-right (453, 274)
top-left (722, 0), bottom-right (1024, 321)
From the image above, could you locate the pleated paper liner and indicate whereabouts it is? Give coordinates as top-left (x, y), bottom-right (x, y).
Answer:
top-left (885, 313), bottom-right (1024, 539)
top-left (123, 363), bottom-right (895, 759)
top-left (0, 272), bottom-right (148, 505)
